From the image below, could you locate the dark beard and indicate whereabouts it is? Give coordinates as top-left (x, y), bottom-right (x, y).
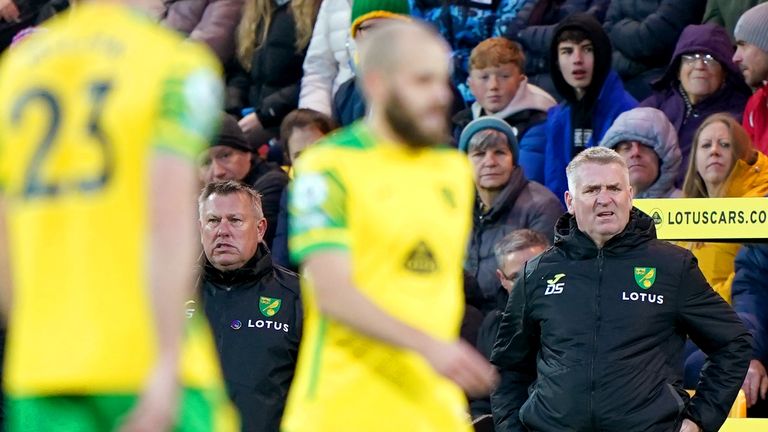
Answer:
top-left (384, 90), bottom-right (449, 149)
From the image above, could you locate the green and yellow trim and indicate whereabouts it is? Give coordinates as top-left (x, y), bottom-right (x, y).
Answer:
top-left (350, 13), bottom-right (412, 38)
top-left (306, 317), bottom-right (329, 400)
top-left (290, 240), bottom-right (350, 264)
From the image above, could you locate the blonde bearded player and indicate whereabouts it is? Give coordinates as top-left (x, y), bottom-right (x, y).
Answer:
top-left (282, 21), bottom-right (498, 432)
top-left (0, 1), bottom-right (237, 430)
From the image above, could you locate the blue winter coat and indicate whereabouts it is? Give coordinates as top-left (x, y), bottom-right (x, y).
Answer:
top-left (332, 77), bottom-right (366, 127)
top-left (494, 0), bottom-right (610, 100)
top-left (541, 70), bottom-right (637, 202)
top-left (516, 120), bottom-right (547, 183)
top-left (684, 243), bottom-right (768, 389)
top-left (731, 244), bottom-right (768, 364)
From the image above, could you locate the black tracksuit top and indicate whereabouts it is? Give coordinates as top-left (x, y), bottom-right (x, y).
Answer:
top-left (491, 209), bottom-right (752, 432)
top-left (195, 247), bottom-right (302, 432)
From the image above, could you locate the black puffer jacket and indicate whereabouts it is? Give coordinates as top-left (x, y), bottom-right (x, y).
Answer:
top-left (0, 0), bottom-right (67, 53)
top-left (491, 209), bottom-right (752, 432)
top-left (197, 245), bottom-right (302, 432)
top-left (242, 159), bottom-right (289, 248)
top-left (227, 2), bottom-right (305, 129)
top-left (465, 168), bottom-right (562, 312)
top-left (471, 286), bottom-right (509, 418)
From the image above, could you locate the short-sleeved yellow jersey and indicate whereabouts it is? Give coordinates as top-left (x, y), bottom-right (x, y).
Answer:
top-left (283, 122), bottom-right (475, 431)
top-left (0, 3), bottom-right (224, 396)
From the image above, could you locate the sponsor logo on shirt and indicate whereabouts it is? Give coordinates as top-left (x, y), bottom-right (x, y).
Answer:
top-left (544, 273), bottom-right (565, 296)
top-left (404, 241), bottom-right (438, 274)
top-left (634, 267), bottom-right (656, 289)
top-left (622, 267), bottom-right (664, 304)
top-left (226, 297), bottom-right (289, 332)
top-left (259, 296), bottom-right (282, 317)
top-left (185, 300), bottom-right (197, 319)
top-left (230, 318), bottom-right (290, 333)
top-left (621, 291), bottom-right (664, 304)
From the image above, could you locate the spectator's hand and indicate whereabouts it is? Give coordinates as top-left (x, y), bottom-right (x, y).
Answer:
top-left (117, 362), bottom-right (179, 432)
top-left (680, 419), bottom-right (702, 432)
top-left (0, 0), bottom-right (20, 23)
top-left (421, 338), bottom-right (498, 398)
top-left (238, 112), bottom-right (261, 133)
top-left (742, 359), bottom-right (768, 407)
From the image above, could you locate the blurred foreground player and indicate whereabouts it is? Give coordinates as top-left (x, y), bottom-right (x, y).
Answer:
top-left (281, 21), bottom-right (497, 432)
top-left (0, 1), bottom-right (237, 431)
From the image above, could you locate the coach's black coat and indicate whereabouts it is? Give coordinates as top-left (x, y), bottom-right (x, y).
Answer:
top-left (196, 245), bottom-right (302, 432)
top-left (490, 209), bottom-right (751, 432)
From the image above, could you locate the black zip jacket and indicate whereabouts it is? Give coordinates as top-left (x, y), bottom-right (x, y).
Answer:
top-left (196, 245), bottom-right (302, 432)
top-left (471, 286), bottom-right (510, 418)
top-left (242, 160), bottom-right (289, 248)
top-left (490, 209), bottom-right (752, 432)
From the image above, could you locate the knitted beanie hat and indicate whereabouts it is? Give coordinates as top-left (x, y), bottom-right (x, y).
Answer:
top-left (458, 117), bottom-right (520, 165)
top-left (211, 114), bottom-right (254, 152)
top-left (350, 0), bottom-right (411, 38)
top-left (735, 2), bottom-right (768, 53)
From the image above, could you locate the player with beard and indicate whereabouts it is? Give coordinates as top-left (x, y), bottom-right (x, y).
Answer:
top-left (281, 21), bottom-right (498, 432)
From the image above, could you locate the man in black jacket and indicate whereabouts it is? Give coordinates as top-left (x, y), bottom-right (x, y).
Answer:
top-left (490, 147), bottom-right (752, 432)
top-left (195, 180), bottom-right (301, 432)
top-left (472, 229), bottom-right (547, 419)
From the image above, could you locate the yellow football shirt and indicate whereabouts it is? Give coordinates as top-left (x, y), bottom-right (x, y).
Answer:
top-left (0, 3), bottom-right (224, 396)
top-left (283, 122), bottom-right (475, 431)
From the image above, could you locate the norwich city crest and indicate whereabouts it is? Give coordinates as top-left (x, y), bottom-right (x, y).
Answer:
top-left (259, 296), bottom-right (282, 317)
top-left (634, 267), bottom-right (656, 290)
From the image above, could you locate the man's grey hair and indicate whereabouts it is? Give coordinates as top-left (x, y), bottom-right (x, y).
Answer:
top-left (198, 180), bottom-right (264, 219)
top-left (566, 147), bottom-right (628, 193)
top-left (493, 229), bottom-right (549, 268)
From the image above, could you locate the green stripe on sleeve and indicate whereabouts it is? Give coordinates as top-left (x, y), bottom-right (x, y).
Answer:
top-left (290, 241), bottom-right (350, 264)
top-left (306, 317), bottom-right (329, 400)
top-left (152, 63), bottom-right (223, 161)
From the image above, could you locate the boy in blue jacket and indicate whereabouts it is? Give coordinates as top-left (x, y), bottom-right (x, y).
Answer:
top-left (536, 13), bottom-right (636, 203)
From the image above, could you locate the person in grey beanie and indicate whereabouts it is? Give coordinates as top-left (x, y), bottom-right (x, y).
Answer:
top-left (733, 2), bottom-right (768, 154)
top-left (600, 107), bottom-right (683, 199)
top-left (460, 117), bottom-right (562, 312)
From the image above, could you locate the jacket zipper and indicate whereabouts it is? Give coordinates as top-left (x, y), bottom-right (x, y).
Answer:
top-left (589, 249), bottom-right (604, 430)
top-left (473, 214), bottom-right (485, 278)
top-left (220, 285), bottom-right (234, 348)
